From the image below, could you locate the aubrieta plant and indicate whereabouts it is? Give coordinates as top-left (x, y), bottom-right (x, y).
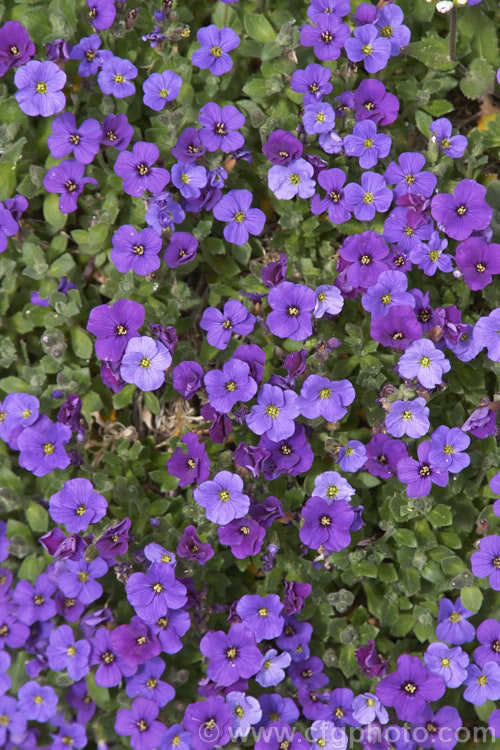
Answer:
top-left (0, 0), bottom-right (500, 748)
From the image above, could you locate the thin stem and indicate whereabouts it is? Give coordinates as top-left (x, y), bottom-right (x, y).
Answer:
top-left (449, 7), bottom-right (467, 76)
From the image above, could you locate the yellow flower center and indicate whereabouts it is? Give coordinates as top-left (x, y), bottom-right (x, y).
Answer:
top-left (113, 74), bottom-right (125, 84)
top-left (210, 46), bottom-right (223, 57)
top-left (35, 81), bottom-right (48, 94)
top-left (219, 490), bottom-right (230, 502)
top-left (265, 405), bottom-right (280, 418)
top-left (419, 356), bottom-right (431, 367)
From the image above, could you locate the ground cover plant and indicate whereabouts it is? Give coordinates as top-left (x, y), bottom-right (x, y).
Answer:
top-left (1, 0), bottom-right (500, 748)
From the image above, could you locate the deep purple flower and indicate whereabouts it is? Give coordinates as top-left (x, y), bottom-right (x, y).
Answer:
top-left (300, 497), bottom-right (354, 552)
top-left (236, 594), bottom-right (284, 641)
top-left (298, 375), bottom-right (354, 421)
top-left (126, 563), bottom-right (187, 621)
top-left (344, 172), bottom-right (392, 221)
top-left (384, 153), bottom-right (437, 198)
top-left (385, 398), bottom-right (430, 438)
top-left (436, 597), bottom-right (475, 645)
top-left (49, 478), bottom-right (107, 532)
top-left (473, 309), bottom-right (500, 362)
top-left (17, 682), bottom-right (58, 722)
top-left (471, 535), bottom-right (500, 590)
top-left (90, 627), bottom-right (137, 687)
top-left (111, 617), bottom-right (161, 667)
top-left (14, 59), bottom-right (66, 116)
top-left (183, 695), bottom-right (232, 750)
top-left (204, 359), bottom-right (257, 414)
top-left (339, 231), bottom-right (389, 289)
top-left (464, 662), bottom-right (500, 705)
top-left (98, 56), bottom-right (137, 98)
top-left (201, 403), bottom-right (232, 444)
top-left (172, 361), bottom-right (204, 399)
top-left (267, 281), bottom-right (316, 341)
top-left (424, 642), bottom-right (469, 689)
top-left (233, 442), bottom-right (270, 478)
top-left (87, 298), bottom-right (145, 362)
top-left (398, 339), bottom-right (450, 389)
top-left (48, 112), bottom-right (101, 164)
top-left (290, 63), bottom-right (333, 103)
top-left (70, 34), bottom-right (113, 76)
top-left (200, 300), bottom-right (255, 350)
top-left (259, 424), bottom-right (314, 480)
top-left (143, 69), bottom-right (182, 110)
top-left (233, 344), bottom-right (266, 382)
top-left (201, 623), bottom-right (261, 686)
top-left (311, 168), bottom-right (351, 224)
top-left (213, 189), bottom-right (265, 245)
top-left (43, 160), bottom-right (98, 213)
top-left (167, 433), bottom-right (210, 487)
top-left (344, 120), bottom-right (392, 169)
top-left (283, 581), bottom-right (312, 616)
top-left (198, 102), bottom-right (245, 153)
top-left (46, 624), bottom-right (91, 681)
top-left (371, 305), bottom-right (422, 349)
top-left (345, 25), bottom-right (392, 73)
top-left (115, 142), bottom-right (169, 197)
top-left (171, 127), bottom-right (205, 162)
top-left (58, 557), bottom-right (108, 605)
top-left (100, 112), bottom-right (134, 150)
top-left (397, 441), bottom-right (449, 498)
top-left (88, 0), bottom-right (116, 30)
top-left (299, 15), bottom-right (350, 61)
top-left (247, 384), bottom-right (300, 442)
top-left (376, 654), bottom-right (445, 721)
top-left (410, 705), bottom-right (461, 750)
top-left (96, 518), bottom-right (131, 559)
top-left (455, 238), bottom-right (500, 290)
top-left (111, 225), bottom-right (162, 276)
top-left (176, 525), bottom-right (214, 565)
top-left (164, 231), bottom-right (198, 268)
top-left (18, 416), bottom-right (71, 476)
top-left (348, 79), bottom-right (400, 126)
top-left (262, 130), bottom-right (304, 164)
top-left (474, 619), bottom-right (500, 668)
top-left (192, 24), bottom-right (240, 76)
top-left (428, 426), bottom-right (470, 473)
top-left (115, 697), bottom-right (165, 750)
top-left (431, 179), bottom-right (492, 241)
top-left (356, 640), bottom-right (390, 678)
top-left (194, 471), bottom-right (250, 525)
top-left (430, 118), bottom-right (467, 158)
top-left (56, 393), bottom-right (87, 442)
top-left (218, 518), bottom-right (265, 559)
top-left (0, 21), bottom-right (35, 76)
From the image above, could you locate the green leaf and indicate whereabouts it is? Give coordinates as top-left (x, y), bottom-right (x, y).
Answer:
top-left (113, 384), bottom-right (135, 410)
top-left (460, 58), bottom-right (496, 100)
top-left (391, 614), bottom-right (416, 637)
top-left (415, 110), bottom-right (433, 138)
top-left (244, 13), bottom-right (275, 43)
top-left (393, 529), bottom-right (418, 547)
top-left (404, 37), bottom-right (457, 71)
top-left (70, 328), bottom-right (93, 360)
top-left (43, 193), bottom-right (66, 232)
top-left (144, 391), bottom-right (160, 415)
top-left (460, 585), bottom-right (483, 613)
top-left (25, 502), bottom-right (49, 533)
top-left (428, 504), bottom-right (453, 527)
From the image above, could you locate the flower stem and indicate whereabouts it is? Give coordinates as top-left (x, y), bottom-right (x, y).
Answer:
top-left (449, 7), bottom-right (467, 76)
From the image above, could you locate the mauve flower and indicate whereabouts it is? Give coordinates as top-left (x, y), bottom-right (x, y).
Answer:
top-left (70, 34), bottom-right (113, 76)
top-left (14, 59), bottom-right (66, 117)
top-left (431, 179), bottom-right (492, 241)
top-left (371, 305), bottom-right (422, 349)
top-left (100, 112), bottom-right (134, 150)
top-left (177, 525), bottom-right (214, 565)
top-left (97, 56), bottom-right (137, 98)
top-left (115, 142), bottom-right (170, 197)
top-left (198, 102), bottom-right (245, 153)
top-left (126, 563), bottom-right (187, 621)
top-left (300, 497), bottom-right (354, 552)
top-left (201, 624), bottom-right (261, 686)
top-left (192, 24), bottom-right (240, 76)
top-left (194, 471), bottom-right (250, 525)
top-left (111, 225), bottom-right (162, 276)
top-left (200, 299), bottom-right (255, 350)
top-left (345, 25), bottom-right (392, 73)
top-left (290, 62), bottom-right (333, 103)
top-left (397, 441), bottom-right (448, 498)
top-left (49, 478), bottom-right (107, 533)
top-left (213, 189), bottom-right (265, 245)
top-left (283, 580), bottom-right (312, 615)
top-left (143, 69), bottom-right (182, 110)
top-left (218, 518), bottom-right (266, 559)
top-left (172, 361), bottom-right (204, 399)
top-left (299, 15), bottom-right (350, 61)
top-left (167, 433), bottom-right (210, 487)
top-left (311, 168), bottom-right (352, 224)
top-left (348, 79), bottom-right (399, 126)
top-left (471, 535), bottom-right (500, 590)
top-left (48, 112), bottom-right (101, 164)
top-left (455, 237), bottom-right (500, 290)
top-left (267, 282), bottom-right (316, 341)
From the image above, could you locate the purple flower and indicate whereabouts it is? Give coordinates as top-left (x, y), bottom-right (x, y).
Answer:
top-left (172, 162), bottom-right (207, 199)
top-left (126, 657), bottom-right (175, 707)
top-left (0, 205), bottom-right (19, 253)
top-left (48, 112), bottom-right (101, 164)
top-left (370, 305), bottom-right (422, 349)
top-left (227, 691), bottom-right (262, 737)
top-left (436, 597), bottom-right (475, 645)
top-left (17, 682), bottom-right (58, 722)
top-left (299, 15), bottom-right (350, 61)
top-left (126, 563), bottom-right (187, 622)
top-left (385, 398), bottom-right (430, 438)
top-left (218, 518), bottom-right (265, 559)
top-left (90, 627), bottom-right (137, 687)
top-left (56, 394), bottom-right (87, 442)
top-left (201, 623), bottom-right (261, 685)
top-left (361, 270), bottom-right (414, 317)
top-left (410, 706), bottom-right (461, 750)
top-left (474, 619), bottom-right (500, 667)
top-left (455, 237), bottom-right (500, 290)
top-left (183, 696), bottom-right (232, 750)
top-left (198, 102), bottom-right (245, 153)
top-left (88, 0), bottom-right (116, 30)
top-left (204, 359), bottom-right (257, 414)
top-left (43, 159), bottom-right (98, 213)
top-left (365, 434), bottom-right (408, 479)
top-left (384, 152), bottom-right (437, 198)
top-left (12, 573), bottom-right (56, 624)
top-left (213, 189), bottom-right (265, 245)
top-left (398, 339), bottom-right (451, 389)
top-left (14, 59), bottom-right (66, 117)
top-left (0, 392), bottom-right (39, 442)
top-left (111, 225), bottom-right (162, 276)
top-left (356, 640), bottom-right (390, 678)
top-left (58, 557), bottom-right (108, 605)
top-left (115, 142), bottom-right (169, 197)
top-left (463, 404), bottom-right (498, 438)
top-left (164, 231), bottom-right (198, 268)
top-left (303, 102), bottom-right (336, 134)
top-left (430, 118), bottom-right (467, 158)
top-left (49, 478), bottom-right (107, 532)
top-left (268, 159), bottom-right (316, 200)
top-left (171, 127), bottom-right (205, 162)
top-left (376, 654), bottom-right (445, 722)
top-left (424, 642), bottom-right (469, 688)
top-left (167, 433), bottom-right (210, 488)
top-left (18, 416), bottom-right (71, 476)
top-left (431, 179), bottom-right (492, 241)
top-left (283, 581), bottom-right (312, 616)
top-left (410, 231), bottom-right (452, 276)
top-left (120, 336), bottom-right (172, 391)
top-left (101, 112), bottom-right (134, 150)
top-left (344, 120), bottom-right (391, 169)
top-left (298, 375), bottom-right (355, 421)
top-left (344, 172), bottom-right (393, 221)
top-left (473, 309), bottom-right (500, 362)
top-left (97, 56), bottom-right (137, 98)
top-left (471, 535), bottom-right (500, 590)
top-left (262, 130), bottom-right (304, 164)
top-left (385, 207), bottom-right (434, 256)
top-left (236, 594), bottom-right (284, 641)
top-left (69, 34), bottom-right (112, 76)
top-left (87, 298), bottom-right (145, 362)
top-left (348, 79), bottom-right (400, 126)
top-left (0, 695), bottom-right (26, 745)
top-left (329, 688), bottom-right (357, 727)
top-left (300, 497), bottom-right (354, 552)
top-left (338, 440), bottom-right (366, 473)
top-left (143, 69), bottom-right (182, 110)
top-left (428, 426), bottom-right (470, 473)
top-left (194, 471), bottom-right (250, 525)
top-left (464, 662), bottom-right (500, 705)
top-left (111, 617), bottom-right (161, 668)
top-left (192, 24), bottom-right (240, 76)
top-left (375, 4), bottom-right (411, 54)
top-left (176, 525), bottom-right (214, 565)
top-left (345, 25), bottom-right (392, 73)
top-left (290, 62), bottom-right (333, 103)
top-left (172, 361), bottom-right (204, 399)
top-left (0, 21), bottom-right (35, 76)
top-left (259, 424), bottom-right (314, 480)
top-left (339, 231), bottom-right (389, 290)
top-left (46, 624), bottom-right (91, 681)
top-left (115, 697), bottom-right (165, 750)
top-left (397, 441), bottom-right (449, 498)
top-left (267, 281), bottom-right (316, 341)
top-left (247, 384), bottom-right (300, 442)
top-left (311, 168), bottom-right (351, 224)
top-left (96, 518), bottom-right (131, 560)
top-left (200, 300), bottom-right (255, 350)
